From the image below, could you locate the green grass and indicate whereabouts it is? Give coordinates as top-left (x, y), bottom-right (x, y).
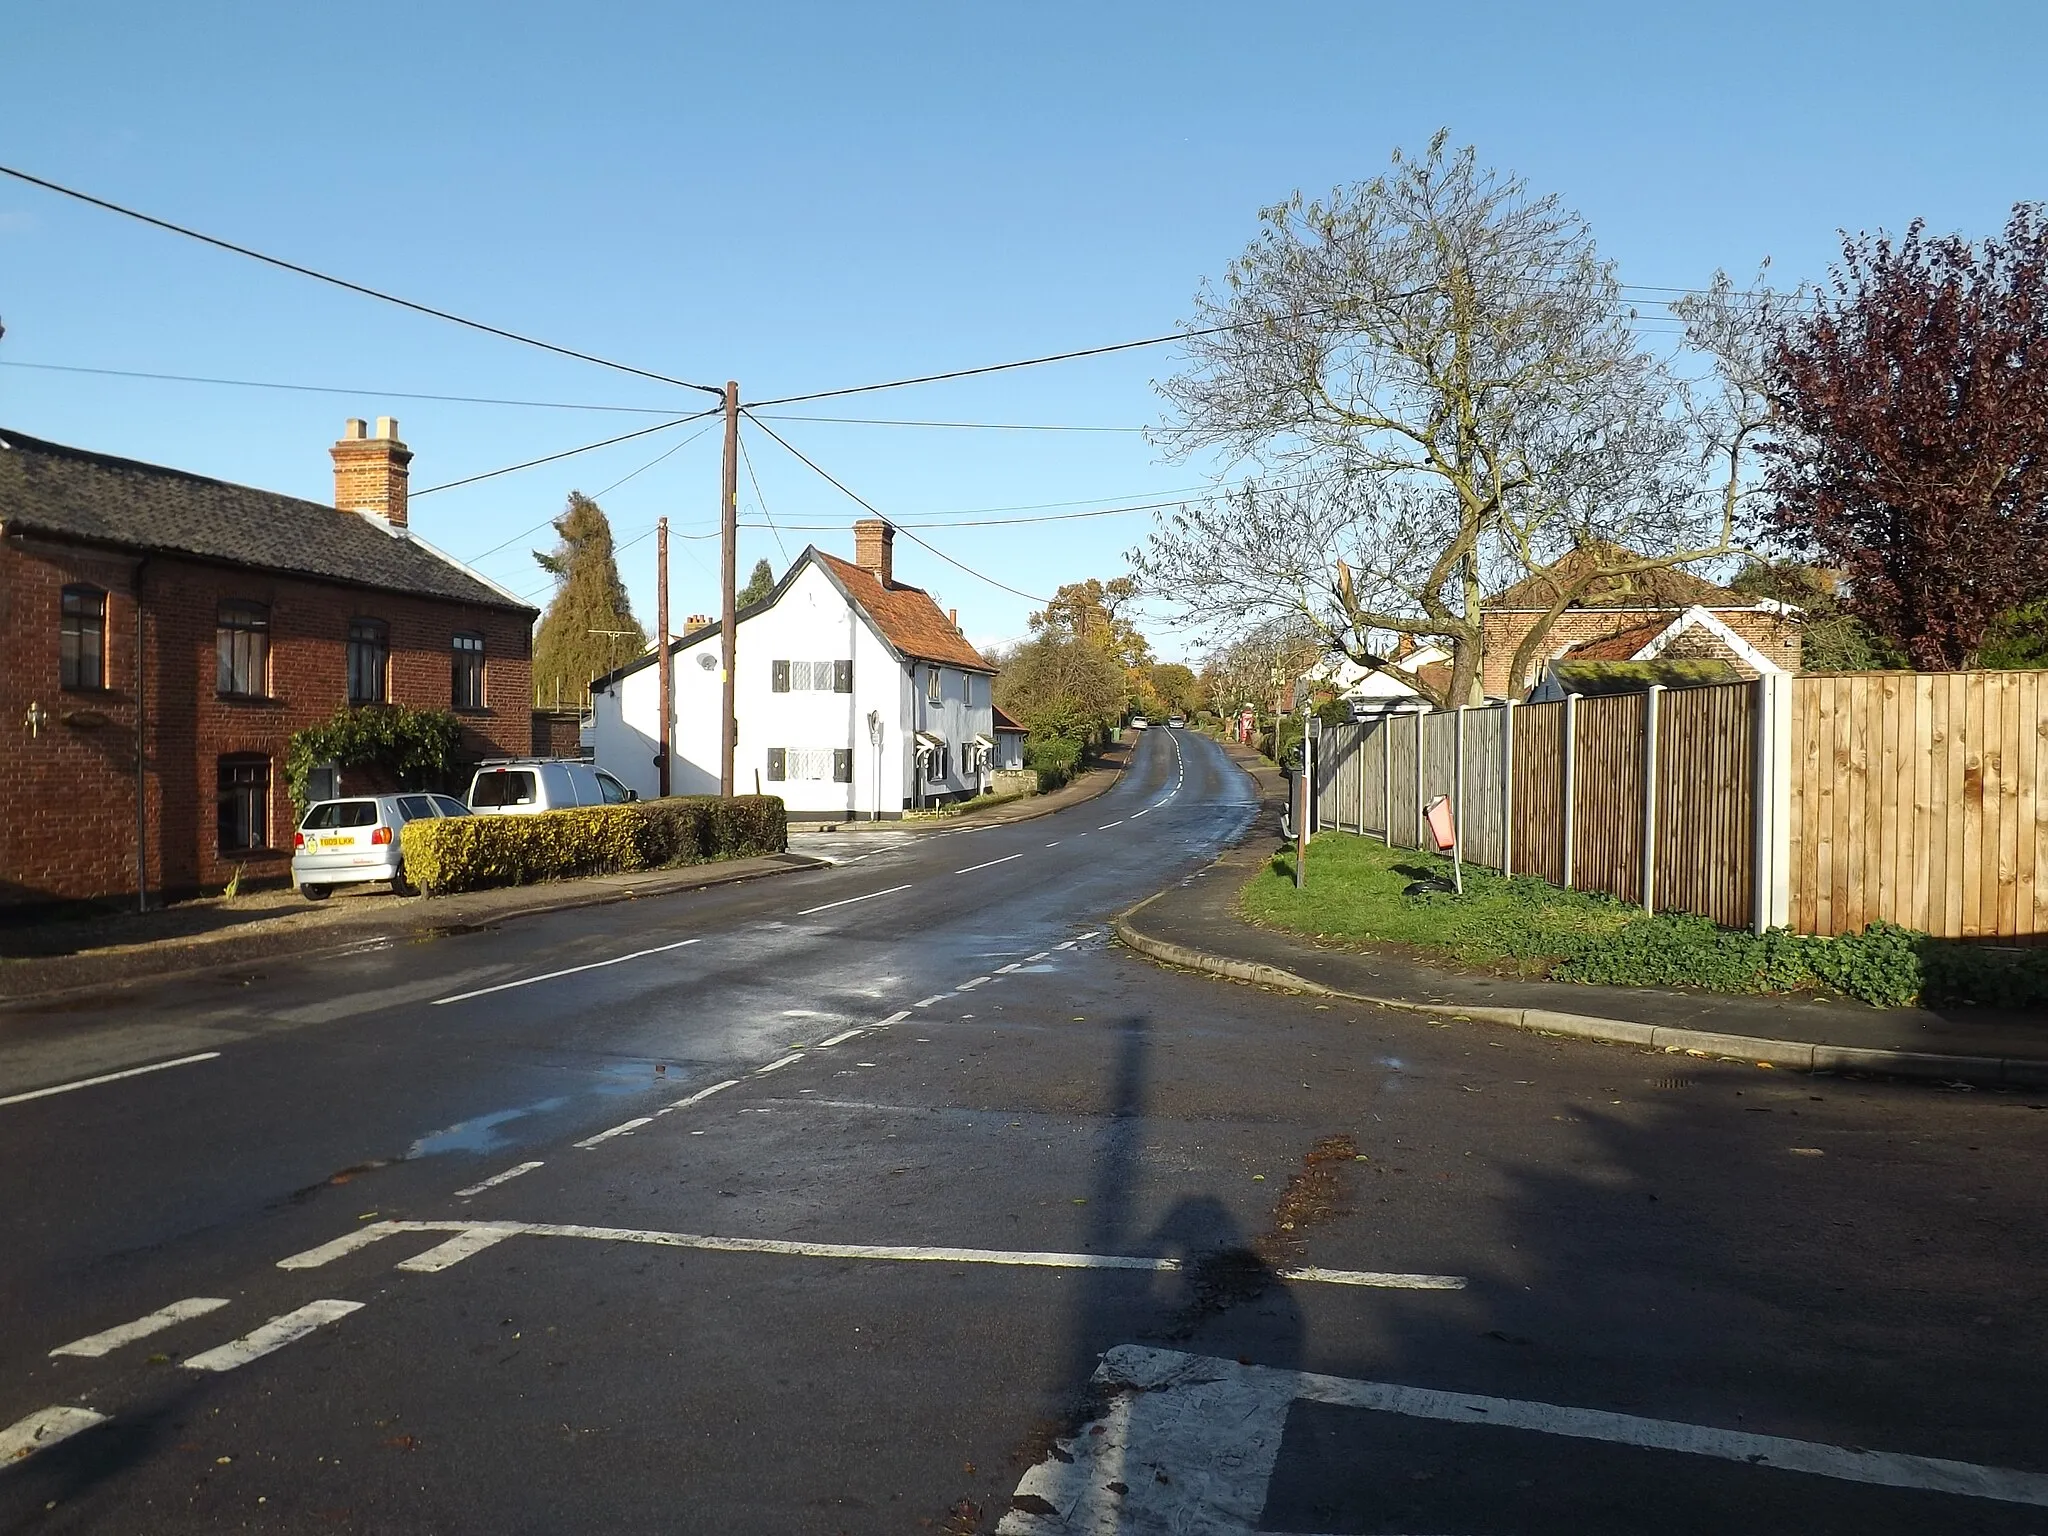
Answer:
top-left (1242, 832), bottom-right (2047, 1011)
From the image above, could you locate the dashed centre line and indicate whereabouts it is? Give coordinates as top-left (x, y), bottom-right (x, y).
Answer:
top-left (432, 938), bottom-right (701, 1006)
top-left (954, 853), bottom-right (1023, 875)
top-left (1098, 819), bottom-right (1124, 829)
top-left (182, 1300), bottom-right (363, 1373)
top-left (1, 1405), bottom-right (108, 1466)
top-left (957, 976), bottom-right (991, 990)
top-left (0, 1051), bottom-right (221, 1109)
top-left (49, 1297), bottom-right (229, 1359)
top-left (754, 1052), bottom-right (806, 1075)
top-left (659, 1079), bottom-right (740, 1114)
top-left (797, 883), bottom-right (912, 916)
top-left (912, 995), bottom-right (948, 1009)
top-left (455, 1161), bottom-right (545, 1198)
top-left (814, 1028), bottom-right (865, 1048)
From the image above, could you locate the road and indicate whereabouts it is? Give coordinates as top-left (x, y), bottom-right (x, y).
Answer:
top-left (2, 726), bottom-right (2045, 1534)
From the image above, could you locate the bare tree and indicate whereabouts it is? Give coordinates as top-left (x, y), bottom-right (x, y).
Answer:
top-left (1144, 133), bottom-right (1744, 705)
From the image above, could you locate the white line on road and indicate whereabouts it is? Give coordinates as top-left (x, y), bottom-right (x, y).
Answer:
top-left (957, 976), bottom-right (991, 990)
top-left (755, 1053), bottom-right (805, 1075)
top-left (1054, 940), bottom-right (1076, 950)
top-left (274, 1219), bottom-right (1465, 1289)
top-left (182, 1300), bottom-right (363, 1373)
top-left (574, 1117), bottom-right (654, 1149)
top-left (797, 883), bottom-right (913, 916)
top-left (50, 1297), bottom-right (230, 1359)
top-left (658, 1078), bottom-right (740, 1114)
top-left (1044, 841), bottom-right (1060, 847)
top-left (814, 1028), bottom-right (864, 1048)
top-left (1, 1405), bottom-right (107, 1465)
top-left (1098, 819), bottom-right (1124, 829)
top-left (1025, 951), bottom-right (1051, 962)
top-left (396, 1226), bottom-right (519, 1273)
top-left (955, 853), bottom-right (1024, 875)
top-left (0, 1051), bottom-right (220, 1109)
top-left (912, 995), bottom-right (948, 1008)
top-left (431, 938), bottom-right (701, 1006)
top-left (995, 963), bottom-right (1022, 974)
top-left (876, 1010), bottom-right (912, 1026)
top-left (455, 1161), bottom-right (545, 1198)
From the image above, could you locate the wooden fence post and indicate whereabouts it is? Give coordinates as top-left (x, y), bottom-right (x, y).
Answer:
top-left (1751, 674), bottom-right (1769, 936)
top-left (1642, 683), bottom-right (1664, 914)
top-left (1454, 705), bottom-right (1467, 872)
top-left (1501, 699), bottom-right (1517, 878)
top-left (1562, 693), bottom-right (1578, 890)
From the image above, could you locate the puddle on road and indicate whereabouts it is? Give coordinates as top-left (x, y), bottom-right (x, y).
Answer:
top-left (408, 1096), bottom-right (569, 1157)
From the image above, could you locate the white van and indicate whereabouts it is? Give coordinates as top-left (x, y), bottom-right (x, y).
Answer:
top-left (465, 758), bottom-right (639, 815)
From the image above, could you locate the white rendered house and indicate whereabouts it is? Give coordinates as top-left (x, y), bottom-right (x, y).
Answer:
top-left (589, 520), bottom-right (998, 819)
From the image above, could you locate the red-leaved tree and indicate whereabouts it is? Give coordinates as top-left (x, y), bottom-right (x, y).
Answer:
top-left (1764, 204), bottom-right (2048, 669)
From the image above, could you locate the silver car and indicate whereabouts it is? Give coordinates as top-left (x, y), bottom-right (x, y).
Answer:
top-left (292, 793), bottom-right (469, 900)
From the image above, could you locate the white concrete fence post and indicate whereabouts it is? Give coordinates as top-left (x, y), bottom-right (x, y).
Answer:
top-left (1561, 692), bottom-right (1579, 890)
top-left (1501, 699), bottom-right (1517, 878)
top-left (1642, 683), bottom-right (1664, 915)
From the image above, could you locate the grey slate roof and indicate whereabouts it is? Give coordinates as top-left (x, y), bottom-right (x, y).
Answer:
top-left (0, 428), bottom-right (534, 614)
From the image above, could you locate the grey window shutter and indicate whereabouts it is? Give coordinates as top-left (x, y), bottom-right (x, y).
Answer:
top-left (833, 659), bottom-right (853, 694)
top-left (771, 660), bottom-right (790, 693)
top-left (766, 748), bottom-right (786, 781)
top-left (833, 748), bottom-right (852, 783)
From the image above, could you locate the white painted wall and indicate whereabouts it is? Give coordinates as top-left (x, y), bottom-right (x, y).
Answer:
top-left (590, 555), bottom-right (993, 817)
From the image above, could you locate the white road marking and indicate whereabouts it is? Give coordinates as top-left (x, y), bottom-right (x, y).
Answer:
top-left (876, 1010), bottom-right (912, 1026)
top-left (1, 1405), bottom-right (108, 1465)
top-left (432, 938), bottom-right (700, 1005)
top-left (50, 1297), bottom-right (229, 1359)
top-left (955, 852), bottom-right (1024, 875)
top-left (396, 1226), bottom-right (519, 1273)
top-left (574, 1116), bottom-right (654, 1149)
top-left (912, 995), bottom-right (948, 1008)
top-left (658, 1078), bottom-right (740, 1114)
top-left (1077, 930), bottom-right (1101, 941)
top-left (1053, 940), bottom-right (1076, 950)
top-left (999, 1346), bottom-right (2048, 1533)
top-left (1025, 951), bottom-right (1052, 962)
top-left (0, 1051), bottom-right (220, 1109)
top-left (455, 1161), bottom-right (545, 1198)
top-left (1098, 819), bottom-right (1123, 829)
top-left (272, 1219), bottom-right (1464, 1289)
top-left (181, 1300), bottom-right (363, 1373)
top-left (797, 883), bottom-right (912, 916)
top-left (815, 1029), bottom-right (864, 1048)
top-left (957, 976), bottom-right (991, 990)
top-left (755, 1052), bottom-right (805, 1075)
top-left (995, 963), bottom-right (1022, 974)
top-left (1044, 841), bottom-right (1060, 847)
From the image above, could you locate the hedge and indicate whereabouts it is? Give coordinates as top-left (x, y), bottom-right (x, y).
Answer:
top-left (400, 796), bottom-right (787, 896)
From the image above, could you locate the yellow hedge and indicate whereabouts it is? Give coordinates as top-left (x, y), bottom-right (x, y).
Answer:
top-left (400, 796), bottom-right (786, 896)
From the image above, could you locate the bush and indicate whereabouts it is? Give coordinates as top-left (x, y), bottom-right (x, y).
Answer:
top-left (401, 795), bottom-right (786, 896)
top-left (1026, 735), bottom-right (1082, 791)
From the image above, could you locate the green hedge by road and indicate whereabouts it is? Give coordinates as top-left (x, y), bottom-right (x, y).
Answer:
top-left (401, 796), bottom-right (786, 896)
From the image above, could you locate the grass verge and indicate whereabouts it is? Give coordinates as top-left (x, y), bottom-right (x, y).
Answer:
top-left (1242, 832), bottom-right (2047, 1011)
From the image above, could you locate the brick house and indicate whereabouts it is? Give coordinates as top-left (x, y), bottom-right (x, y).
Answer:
top-left (0, 418), bottom-right (536, 910)
top-left (1481, 544), bottom-right (1802, 699)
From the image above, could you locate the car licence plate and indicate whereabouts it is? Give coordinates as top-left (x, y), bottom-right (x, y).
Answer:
top-left (318, 835), bottom-right (354, 848)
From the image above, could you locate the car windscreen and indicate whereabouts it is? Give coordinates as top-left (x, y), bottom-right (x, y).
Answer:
top-left (470, 770), bottom-right (537, 808)
top-left (302, 801), bottom-right (379, 829)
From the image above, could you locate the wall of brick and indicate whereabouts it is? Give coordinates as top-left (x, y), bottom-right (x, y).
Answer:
top-left (530, 710), bottom-right (589, 758)
top-left (0, 539), bottom-right (533, 908)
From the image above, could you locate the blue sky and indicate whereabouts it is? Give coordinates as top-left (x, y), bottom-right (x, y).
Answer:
top-left (3, 1), bottom-right (2041, 662)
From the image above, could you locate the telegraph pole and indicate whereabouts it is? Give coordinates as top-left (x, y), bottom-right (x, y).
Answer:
top-left (656, 518), bottom-right (672, 797)
top-left (719, 379), bottom-right (740, 797)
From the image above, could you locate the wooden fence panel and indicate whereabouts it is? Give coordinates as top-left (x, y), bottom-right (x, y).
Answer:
top-left (1387, 714), bottom-right (1421, 848)
top-left (1571, 692), bottom-right (1646, 906)
top-left (1790, 671), bottom-right (2048, 940)
top-left (1459, 707), bottom-right (1510, 871)
top-left (1513, 701), bottom-right (1566, 884)
top-left (1654, 683), bottom-right (1755, 929)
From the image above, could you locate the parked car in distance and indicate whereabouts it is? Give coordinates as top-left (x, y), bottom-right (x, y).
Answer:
top-left (293, 793), bottom-right (469, 900)
top-left (1130, 715), bottom-right (1149, 730)
top-left (466, 758), bottom-right (637, 815)
top-left (1167, 714), bottom-right (1187, 728)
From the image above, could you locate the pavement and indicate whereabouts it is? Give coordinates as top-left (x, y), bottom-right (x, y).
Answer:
top-left (4, 726), bottom-right (2046, 1533)
top-left (1119, 741), bottom-right (2048, 1090)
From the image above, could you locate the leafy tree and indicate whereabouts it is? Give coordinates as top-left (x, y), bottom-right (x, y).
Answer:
top-left (1145, 133), bottom-right (1742, 708)
top-left (1764, 204), bottom-right (2048, 669)
top-left (1029, 576), bottom-right (1155, 710)
top-left (1727, 559), bottom-right (1906, 672)
top-left (1979, 599), bottom-right (2048, 669)
top-left (1149, 662), bottom-right (1200, 716)
top-left (739, 558), bottom-right (776, 607)
top-left (1199, 621), bottom-right (1324, 718)
top-left (993, 633), bottom-right (1127, 756)
top-left (531, 492), bottom-right (646, 707)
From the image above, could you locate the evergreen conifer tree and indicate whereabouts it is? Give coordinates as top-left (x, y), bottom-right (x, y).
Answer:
top-left (739, 558), bottom-right (776, 606)
top-left (530, 492), bottom-right (646, 709)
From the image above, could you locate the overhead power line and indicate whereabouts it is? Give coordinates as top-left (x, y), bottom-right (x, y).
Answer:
top-left (0, 359), bottom-right (685, 414)
top-left (463, 418), bottom-right (723, 564)
top-left (414, 408), bottom-right (720, 499)
top-left (0, 163), bottom-right (724, 397)
top-left (742, 412), bottom-right (1048, 604)
top-left (736, 429), bottom-right (789, 564)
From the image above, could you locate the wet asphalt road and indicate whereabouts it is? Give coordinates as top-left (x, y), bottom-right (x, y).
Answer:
top-left (2, 727), bottom-right (2045, 1534)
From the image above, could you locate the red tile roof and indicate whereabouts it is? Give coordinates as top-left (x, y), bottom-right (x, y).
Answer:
top-left (816, 551), bottom-right (994, 672)
top-left (992, 704), bottom-right (1026, 732)
top-left (1491, 542), bottom-right (1738, 610)
top-left (1563, 616), bottom-right (1678, 661)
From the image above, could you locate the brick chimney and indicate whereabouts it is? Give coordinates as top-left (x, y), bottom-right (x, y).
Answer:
top-left (331, 416), bottom-right (412, 528)
top-left (948, 608), bottom-right (959, 633)
top-left (853, 518), bottom-right (895, 588)
top-left (686, 614), bottom-right (712, 631)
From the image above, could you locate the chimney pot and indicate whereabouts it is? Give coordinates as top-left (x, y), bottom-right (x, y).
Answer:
top-left (686, 614), bottom-right (712, 631)
top-left (332, 416), bottom-right (413, 528)
top-left (853, 518), bottom-right (895, 588)
top-left (949, 608), bottom-right (958, 631)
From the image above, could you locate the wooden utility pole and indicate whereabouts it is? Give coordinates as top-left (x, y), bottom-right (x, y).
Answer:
top-left (719, 379), bottom-right (740, 797)
top-left (656, 517), bottom-right (671, 797)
